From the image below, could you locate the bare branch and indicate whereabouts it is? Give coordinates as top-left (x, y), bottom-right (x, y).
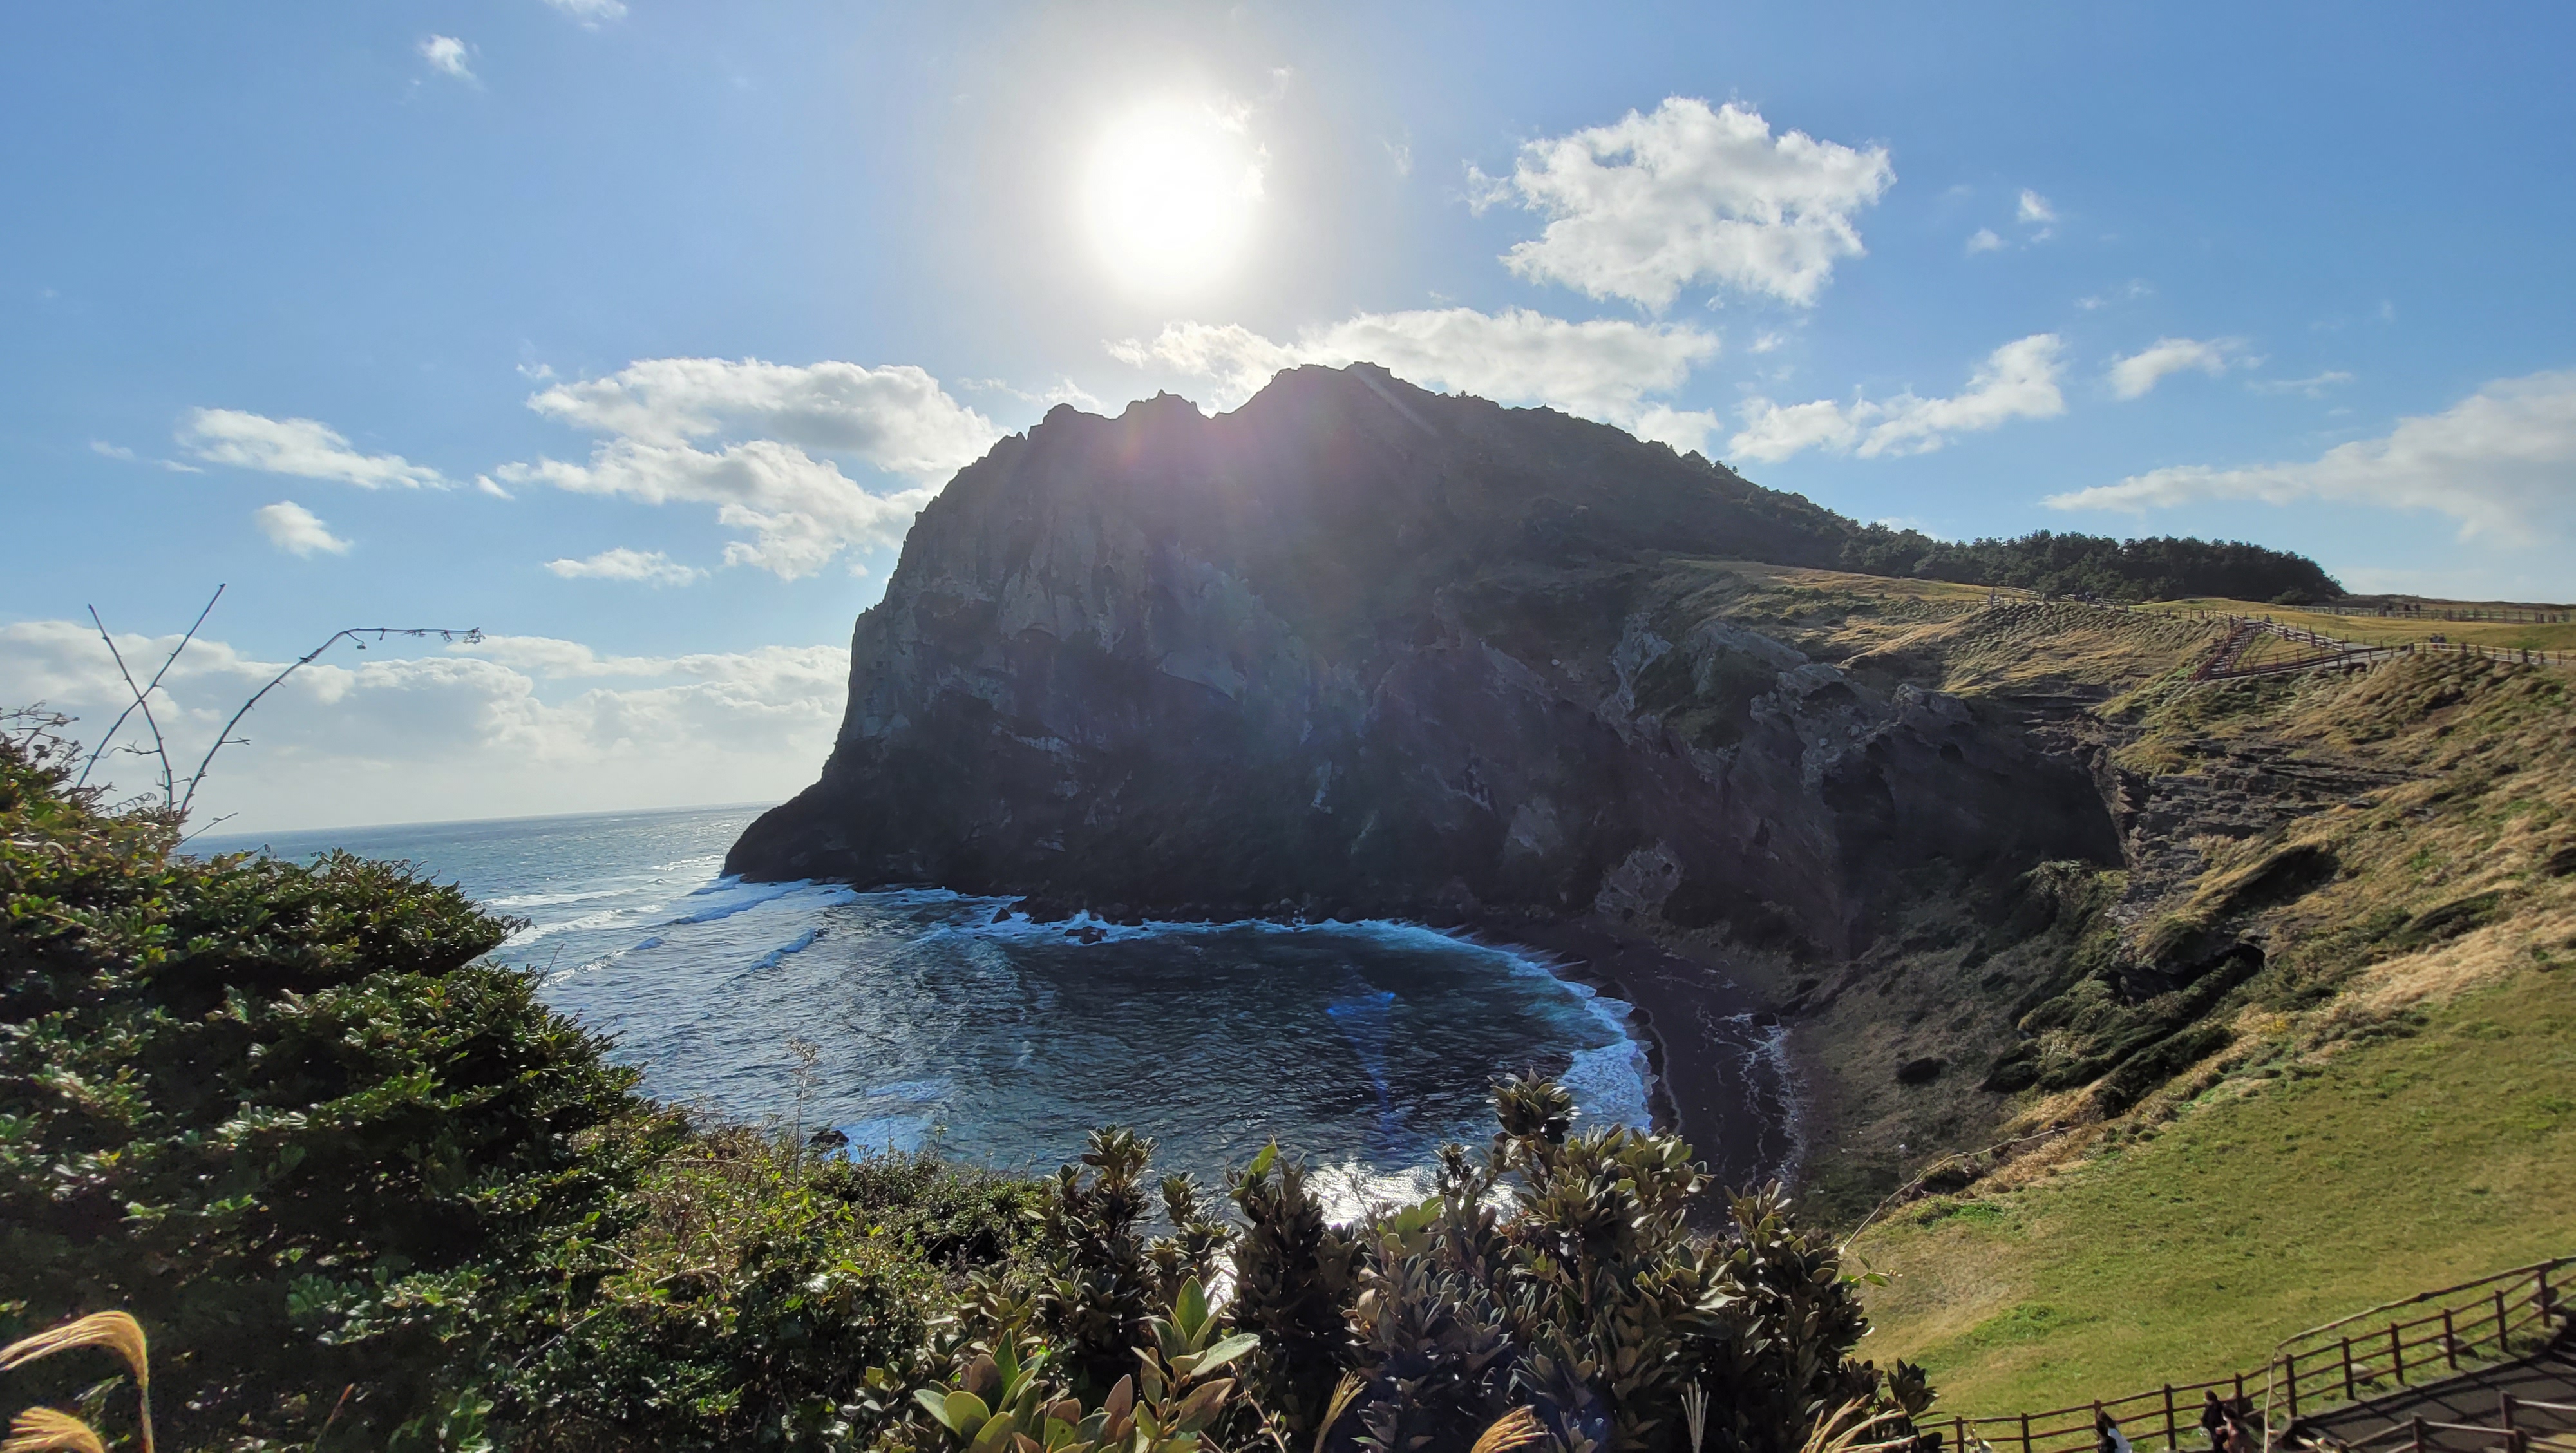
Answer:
top-left (77, 586), bottom-right (224, 791)
top-left (86, 605), bottom-right (176, 809)
top-left (175, 624), bottom-right (481, 820)
top-left (177, 812), bottom-right (238, 847)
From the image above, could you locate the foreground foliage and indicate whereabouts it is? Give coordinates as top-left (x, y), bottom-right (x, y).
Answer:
top-left (4, 719), bottom-right (1927, 1452)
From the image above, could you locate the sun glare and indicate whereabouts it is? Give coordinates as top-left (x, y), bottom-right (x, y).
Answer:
top-left (1081, 100), bottom-right (1264, 298)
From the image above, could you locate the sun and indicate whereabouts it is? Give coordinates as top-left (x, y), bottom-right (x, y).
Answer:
top-left (1081, 100), bottom-right (1264, 298)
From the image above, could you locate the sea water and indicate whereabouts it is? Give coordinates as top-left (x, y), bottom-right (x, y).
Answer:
top-left (195, 803), bottom-right (1653, 1218)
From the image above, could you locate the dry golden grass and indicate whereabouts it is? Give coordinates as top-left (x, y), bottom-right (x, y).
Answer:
top-left (0, 1312), bottom-right (151, 1453)
top-left (2142, 598), bottom-right (2576, 655)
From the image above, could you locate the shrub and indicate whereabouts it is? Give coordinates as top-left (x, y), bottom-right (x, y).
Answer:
top-left (1, 723), bottom-right (654, 1448)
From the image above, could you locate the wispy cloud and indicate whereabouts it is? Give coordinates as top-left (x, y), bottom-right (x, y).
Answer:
top-left (488, 357), bottom-right (999, 579)
top-left (2107, 336), bottom-right (2253, 399)
top-left (544, 547), bottom-right (705, 586)
top-left (1964, 227), bottom-right (2004, 255)
top-left (252, 501), bottom-right (352, 556)
top-left (541, 0), bottom-right (628, 26)
top-left (2, 620), bottom-right (850, 829)
top-left (2248, 370), bottom-right (2356, 399)
top-left (2078, 280), bottom-right (2153, 311)
top-left (2046, 368), bottom-right (2576, 548)
top-left (419, 35), bottom-right (475, 83)
top-left (180, 408), bottom-right (447, 489)
top-left (1728, 334), bottom-right (2065, 462)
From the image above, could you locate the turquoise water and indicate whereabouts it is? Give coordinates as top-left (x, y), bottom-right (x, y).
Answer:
top-left (196, 804), bottom-right (1651, 1215)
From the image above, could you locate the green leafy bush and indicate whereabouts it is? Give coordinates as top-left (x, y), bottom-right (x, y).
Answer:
top-left (1, 721), bottom-right (654, 1449)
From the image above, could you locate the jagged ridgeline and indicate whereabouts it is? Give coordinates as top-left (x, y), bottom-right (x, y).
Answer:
top-left (734, 363), bottom-right (2320, 944)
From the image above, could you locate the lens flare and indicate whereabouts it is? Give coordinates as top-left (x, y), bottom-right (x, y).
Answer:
top-left (1082, 100), bottom-right (1263, 297)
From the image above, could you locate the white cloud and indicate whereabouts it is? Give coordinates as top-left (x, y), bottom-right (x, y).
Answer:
top-left (179, 408), bottom-right (447, 489)
top-left (2078, 280), bottom-right (2154, 311)
top-left (492, 357), bottom-right (999, 579)
top-left (544, 547), bottom-right (705, 586)
top-left (2016, 189), bottom-right (2057, 227)
top-left (1965, 227), bottom-right (2004, 255)
top-left (1473, 97), bottom-right (1893, 309)
top-left (419, 35), bottom-right (475, 82)
top-left (2045, 369), bottom-right (2576, 547)
top-left (2249, 370), bottom-right (2356, 399)
top-left (90, 441), bottom-right (137, 461)
top-left (4, 621), bottom-right (849, 831)
top-left (1728, 334), bottom-right (2066, 462)
top-left (523, 358), bottom-right (996, 478)
top-left (2107, 336), bottom-right (2252, 399)
top-left (1110, 306), bottom-right (1722, 451)
top-left (542, 0), bottom-right (627, 25)
top-left (253, 501), bottom-right (351, 557)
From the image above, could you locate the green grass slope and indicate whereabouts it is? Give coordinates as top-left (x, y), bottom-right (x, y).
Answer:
top-left (1850, 963), bottom-right (2573, 1414)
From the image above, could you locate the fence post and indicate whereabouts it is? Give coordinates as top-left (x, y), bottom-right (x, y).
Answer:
top-left (2443, 1308), bottom-right (2458, 1370)
top-left (2285, 1354), bottom-right (2300, 1420)
top-left (2164, 1385), bottom-right (2178, 1452)
top-left (2343, 1337), bottom-right (2356, 1400)
top-left (2409, 1416), bottom-right (2425, 1453)
top-left (2496, 1289), bottom-right (2510, 1353)
top-left (1955, 1416), bottom-right (1965, 1453)
top-left (2390, 1322), bottom-right (2405, 1385)
top-left (2022, 1411), bottom-right (2032, 1453)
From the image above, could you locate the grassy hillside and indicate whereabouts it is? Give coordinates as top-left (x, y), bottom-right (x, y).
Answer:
top-left (1848, 963), bottom-right (2573, 1412)
top-left (2143, 597), bottom-right (2576, 655)
top-left (1606, 564), bottom-right (2575, 1414)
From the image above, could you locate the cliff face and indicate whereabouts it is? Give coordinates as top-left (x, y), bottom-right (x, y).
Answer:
top-left (727, 365), bottom-right (2121, 954)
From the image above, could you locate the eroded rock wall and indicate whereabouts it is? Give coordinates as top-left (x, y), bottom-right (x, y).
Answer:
top-left (727, 365), bottom-right (2121, 954)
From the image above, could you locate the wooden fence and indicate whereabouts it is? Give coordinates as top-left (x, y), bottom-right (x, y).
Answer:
top-left (2172, 611), bottom-right (2576, 676)
top-left (1939, 1257), bottom-right (2572, 1453)
top-left (2315, 1393), bottom-right (2576, 1453)
top-left (2266, 1259), bottom-right (2570, 1425)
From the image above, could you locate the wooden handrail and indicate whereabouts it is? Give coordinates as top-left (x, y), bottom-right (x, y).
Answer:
top-left (1944, 1255), bottom-right (2573, 1453)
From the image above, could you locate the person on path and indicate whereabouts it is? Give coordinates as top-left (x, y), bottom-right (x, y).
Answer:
top-left (2201, 1392), bottom-right (2230, 1453)
top-left (2098, 1410), bottom-right (2134, 1453)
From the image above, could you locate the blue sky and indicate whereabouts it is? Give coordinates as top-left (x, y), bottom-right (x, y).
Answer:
top-left (6, 2), bottom-right (2572, 829)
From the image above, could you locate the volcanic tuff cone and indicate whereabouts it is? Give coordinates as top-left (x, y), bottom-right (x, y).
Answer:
top-left (727, 363), bottom-right (2121, 954)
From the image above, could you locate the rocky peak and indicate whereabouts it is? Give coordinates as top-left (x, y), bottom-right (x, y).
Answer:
top-left (728, 365), bottom-right (2119, 953)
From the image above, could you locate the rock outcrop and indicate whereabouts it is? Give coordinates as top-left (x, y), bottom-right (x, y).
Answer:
top-left (727, 365), bottom-right (2121, 954)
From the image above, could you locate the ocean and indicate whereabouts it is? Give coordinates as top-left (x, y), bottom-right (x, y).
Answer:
top-left (193, 802), bottom-right (1654, 1217)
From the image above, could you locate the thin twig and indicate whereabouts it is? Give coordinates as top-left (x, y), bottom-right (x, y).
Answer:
top-left (176, 812), bottom-right (238, 848)
top-left (175, 625), bottom-right (479, 819)
top-left (86, 606), bottom-right (177, 808)
top-left (77, 586), bottom-right (226, 793)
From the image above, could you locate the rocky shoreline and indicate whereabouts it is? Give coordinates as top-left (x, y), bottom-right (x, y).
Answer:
top-left (1474, 916), bottom-right (1800, 1193)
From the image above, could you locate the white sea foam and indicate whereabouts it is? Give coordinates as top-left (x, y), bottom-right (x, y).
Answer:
top-left (667, 876), bottom-right (855, 924)
top-left (488, 885), bottom-right (638, 909)
top-left (502, 904), bottom-right (662, 947)
top-left (961, 905), bottom-right (1657, 1135)
top-left (748, 926), bottom-right (823, 969)
top-left (1307, 1157), bottom-right (1442, 1226)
